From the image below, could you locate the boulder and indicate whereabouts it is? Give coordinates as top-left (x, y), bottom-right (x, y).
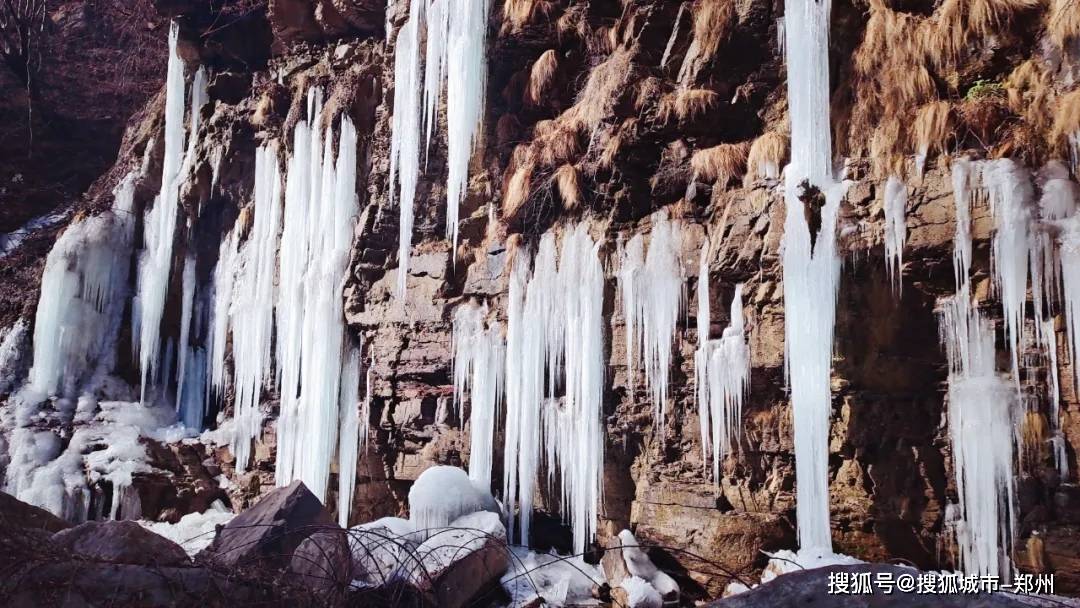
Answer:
top-left (198, 480), bottom-right (333, 569)
top-left (410, 511), bottom-right (510, 608)
top-left (290, 528), bottom-right (356, 596)
top-left (707, 564), bottom-right (1036, 608)
top-left (0, 491), bottom-right (71, 533)
top-left (52, 520), bottom-right (190, 566)
top-left (349, 517), bottom-right (418, 586)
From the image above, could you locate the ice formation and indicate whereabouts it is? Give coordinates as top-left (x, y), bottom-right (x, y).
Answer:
top-left (140, 499), bottom-right (234, 555)
top-left (274, 103), bottom-right (362, 502)
top-left (883, 175), bottom-right (907, 291)
top-left (452, 300), bottom-right (505, 489)
top-left (621, 577), bottom-right (663, 608)
top-left (950, 157), bottom-right (976, 291)
top-left (28, 175), bottom-right (137, 398)
top-left (337, 346), bottom-right (363, 527)
top-left (408, 465), bottom-right (498, 538)
top-left (938, 295), bottom-right (1017, 580)
top-left (984, 159), bottom-right (1034, 382)
top-left (617, 530), bottom-right (680, 601)
top-left (618, 211), bottom-right (686, 425)
top-left (390, 12), bottom-right (423, 298)
top-left (503, 223), bottom-right (605, 551)
top-left (695, 283), bottom-right (750, 482)
top-left (501, 545), bottom-right (606, 606)
top-left (390, 0), bottom-right (491, 296)
top-left (136, 25), bottom-right (206, 400)
top-left (781, 0), bottom-right (843, 551)
top-left (222, 145), bottom-right (283, 470)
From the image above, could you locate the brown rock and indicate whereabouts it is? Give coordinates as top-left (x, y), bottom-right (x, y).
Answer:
top-left (198, 480), bottom-right (333, 569)
top-left (52, 520), bottom-right (190, 567)
top-left (0, 491), bottom-right (71, 533)
top-left (290, 528), bottom-right (356, 596)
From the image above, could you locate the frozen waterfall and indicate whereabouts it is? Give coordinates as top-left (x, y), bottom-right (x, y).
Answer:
top-left (782, 0), bottom-right (842, 551)
top-left (502, 223), bottom-right (605, 551)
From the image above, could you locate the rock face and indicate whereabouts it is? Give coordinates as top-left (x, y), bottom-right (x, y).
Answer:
top-left (0, 491), bottom-right (71, 533)
top-left (410, 511), bottom-right (510, 608)
top-left (52, 520), bottom-right (191, 566)
top-left (199, 480), bottom-right (333, 569)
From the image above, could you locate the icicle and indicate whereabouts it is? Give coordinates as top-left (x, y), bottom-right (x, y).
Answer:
top-left (696, 285), bottom-right (751, 482)
top-left (695, 241), bottom-right (712, 467)
top-left (175, 253), bottom-right (196, 412)
top-left (391, 0), bottom-right (489, 293)
top-left (951, 157), bottom-right (976, 292)
top-left (501, 222), bottom-right (604, 552)
top-left (27, 175), bottom-right (138, 398)
top-left (938, 295), bottom-right (1017, 580)
top-left (1060, 215), bottom-right (1080, 394)
top-left (337, 345), bottom-right (363, 527)
top-left (453, 301), bottom-right (505, 489)
top-left (502, 250), bottom-right (537, 545)
top-left (274, 112), bottom-right (361, 501)
top-left (782, 0), bottom-right (841, 552)
top-left (444, 0), bottom-right (490, 253)
top-left (136, 23), bottom-right (206, 401)
top-left (226, 145), bottom-right (283, 471)
top-left (618, 212), bottom-right (686, 425)
top-left (984, 159), bottom-right (1034, 385)
top-left (883, 176), bottom-right (907, 292)
top-left (390, 7), bottom-right (424, 299)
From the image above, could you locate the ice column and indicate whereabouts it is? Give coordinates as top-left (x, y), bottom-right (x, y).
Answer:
top-left (136, 23), bottom-right (207, 401)
top-left (883, 176), bottom-right (907, 292)
top-left (618, 211), bottom-right (686, 425)
top-left (782, 0), bottom-right (842, 551)
top-left (453, 300), bottom-right (506, 489)
top-left (696, 285), bottom-right (751, 482)
top-left (391, 0), bottom-right (490, 295)
top-left (502, 223), bottom-right (605, 551)
top-left (28, 175), bottom-right (138, 398)
top-left (274, 109), bottom-right (361, 502)
top-left (939, 296), bottom-right (1018, 580)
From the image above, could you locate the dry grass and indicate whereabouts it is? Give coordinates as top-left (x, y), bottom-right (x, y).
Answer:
top-left (556, 4), bottom-right (588, 42)
top-left (634, 76), bottom-right (663, 113)
top-left (554, 164), bottom-right (581, 210)
top-left (563, 45), bottom-right (636, 130)
top-left (496, 114), bottom-right (520, 147)
top-left (677, 0), bottom-right (736, 85)
top-left (525, 50), bottom-right (559, 107)
top-left (691, 141), bottom-right (750, 188)
top-left (958, 95), bottom-right (1011, 149)
top-left (1051, 89), bottom-right (1080, 160)
top-left (657, 88), bottom-right (719, 124)
top-left (870, 117), bottom-right (907, 178)
top-left (1049, 0), bottom-right (1080, 47)
top-left (844, 0), bottom-right (1045, 167)
top-left (1020, 410), bottom-right (1048, 459)
top-left (502, 0), bottom-right (557, 35)
top-left (535, 121), bottom-right (582, 166)
top-left (744, 130), bottom-right (788, 185)
top-left (913, 101), bottom-right (954, 166)
top-left (502, 161), bottom-right (535, 221)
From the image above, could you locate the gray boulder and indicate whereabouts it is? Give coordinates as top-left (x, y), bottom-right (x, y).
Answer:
top-left (52, 520), bottom-right (189, 566)
top-left (198, 480), bottom-right (333, 569)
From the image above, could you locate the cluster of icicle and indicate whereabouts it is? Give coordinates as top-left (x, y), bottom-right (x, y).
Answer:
top-left (135, 23), bottom-right (207, 403)
top-left (617, 212), bottom-right (687, 426)
top-left (452, 300), bottom-right (505, 489)
top-left (498, 223), bottom-right (605, 552)
top-left (939, 156), bottom-right (1080, 579)
top-left (270, 89), bottom-right (364, 513)
top-left (28, 176), bottom-right (137, 401)
top-left (781, 0), bottom-right (845, 551)
top-left (883, 176), bottom-right (908, 292)
top-left (694, 240), bottom-right (750, 483)
top-left (389, 0), bottom-right (490, 298)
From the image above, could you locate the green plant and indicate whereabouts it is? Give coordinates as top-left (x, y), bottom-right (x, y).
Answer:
top-left (964, 78), bottom-right (1006, 101)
